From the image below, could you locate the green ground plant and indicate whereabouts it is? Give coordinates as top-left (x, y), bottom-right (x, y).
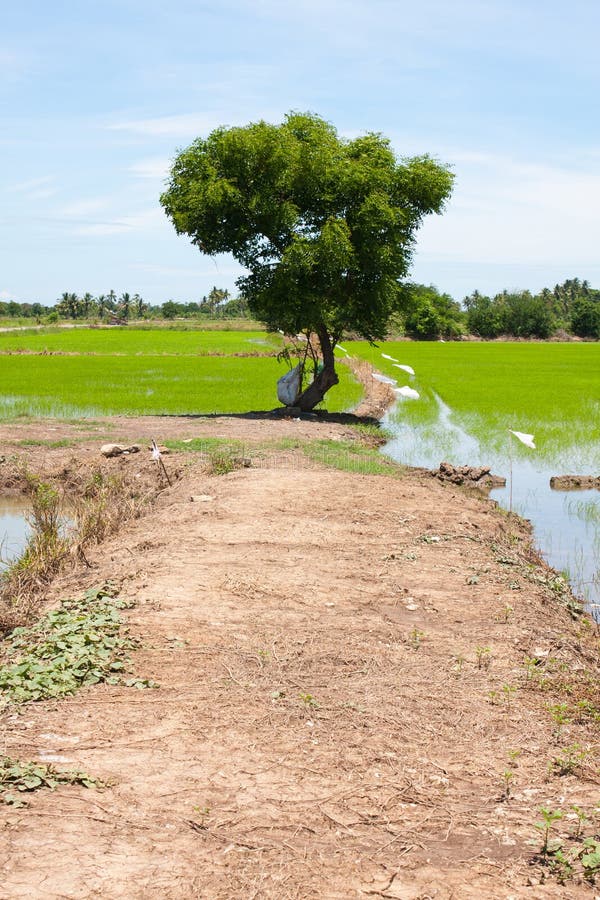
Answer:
top-left (0, 755), bottom-right (106, 807)
top-left (0, 583), bottom-right (156, 703)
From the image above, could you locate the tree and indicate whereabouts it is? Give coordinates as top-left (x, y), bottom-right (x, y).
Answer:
top-left (161, 112), bottom-right (454, 410)
top-left (132, 293), bottom-right (146, 318)
top-left (56, 292), bottom-right (84, 319)
top-left (570, 297), bottom-right (600, 338)
top-left (119, 292), bottom-right (131, 319)
top-left (161, 300), bottom-right (179, 319)
top-left (403, 283), bottom-right (465, 339)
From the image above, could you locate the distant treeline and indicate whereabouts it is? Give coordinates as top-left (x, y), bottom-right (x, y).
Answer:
top-left (1, 286), bottom-right (249, 323)
top-left (396, 277), bottom-right (600, 340)
top-left (4, 278), bottom-right (600, 340)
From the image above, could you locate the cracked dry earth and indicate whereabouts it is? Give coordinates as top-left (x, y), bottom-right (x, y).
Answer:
top-left (1, 423), bottom-right (599, 899)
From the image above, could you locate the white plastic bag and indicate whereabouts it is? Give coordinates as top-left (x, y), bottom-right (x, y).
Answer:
top-left (277, 364), bottom-right (302, 405)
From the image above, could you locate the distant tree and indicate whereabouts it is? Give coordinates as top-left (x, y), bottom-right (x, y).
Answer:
top-left (570, 297), bottom-right (600, 338)
top-left (119, 292), bottom-right (131, 319)
top-left (464, 291), bottom-right (504, 337)
top-left (81, 292), bottom-right (95, 317)
top-left (56, 292), bottom-right (84, 319)
top-left (161, 300), bottom-right (179, 319)
top-left (132, 293), bottom-right (146, 318)
top-left (161, 111), bottom-right (453, 409)
top-left (403, 284), bottom-right (465, 339)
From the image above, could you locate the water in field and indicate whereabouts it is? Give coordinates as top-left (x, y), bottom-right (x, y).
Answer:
top-left (0, 497), bottom-right (31, 569)
top-left (383, 394), bottom-right (600, 618)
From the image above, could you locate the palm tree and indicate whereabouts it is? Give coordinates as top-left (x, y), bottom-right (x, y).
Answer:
top-left (119, 292), bottom-right (131, 319)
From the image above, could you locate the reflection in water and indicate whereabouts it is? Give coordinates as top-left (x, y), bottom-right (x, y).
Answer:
top-left (0, 497), bottom-right (30, 569)
top-left (383, 395), bottom-right (600, 617)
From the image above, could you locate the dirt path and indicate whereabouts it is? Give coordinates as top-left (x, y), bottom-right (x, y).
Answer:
top-left (1, 417), bottom-right (599, 898)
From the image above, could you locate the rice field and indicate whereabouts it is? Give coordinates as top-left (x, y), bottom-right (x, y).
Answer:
top-left (346, 341), bottom-right (600, 467)
top-left (0, 328), bottom-right (362, 417)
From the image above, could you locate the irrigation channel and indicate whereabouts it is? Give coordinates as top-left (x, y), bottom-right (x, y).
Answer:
top-left (0, 496), bottom-right (30, 569)
top-left (382, 394), bottom-right (600, 619)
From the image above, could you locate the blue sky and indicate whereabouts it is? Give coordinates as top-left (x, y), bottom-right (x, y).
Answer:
top-left (2, 0), bottom-right (599, 305)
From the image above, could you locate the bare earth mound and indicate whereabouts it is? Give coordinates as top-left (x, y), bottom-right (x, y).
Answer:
top-left (1, 416), bottom-right (599, 898)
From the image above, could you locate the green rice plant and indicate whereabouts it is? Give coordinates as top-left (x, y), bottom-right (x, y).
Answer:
top-left (346, 340), bottom-right (600, 465)
top-left (0, 327), bottom-right (283, 356)
top-left (0, 352), bottom-right (362, 417)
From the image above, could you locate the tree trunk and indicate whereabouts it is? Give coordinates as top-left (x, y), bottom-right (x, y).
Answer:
top-left (296, 328), bottom-right (339, 411)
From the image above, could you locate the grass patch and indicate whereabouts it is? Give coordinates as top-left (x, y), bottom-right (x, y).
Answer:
top-left (164, 435), bottom-right (401, 476)
top-left (300, 438), bottom-right (403, 475)
top-left (14, 439), bottom-right (73, 449)
top-left (0, 583), bottom-right (155, 703)
top-left (0, 468), bottom-right (155, 634)
top-left (0, 476), bottom-right (70, 632)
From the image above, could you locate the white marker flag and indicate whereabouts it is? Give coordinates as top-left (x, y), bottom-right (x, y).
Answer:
top-left (395, 385), bottom-right (420, 399)
top-left (509, 430), bottom-right (536, 449)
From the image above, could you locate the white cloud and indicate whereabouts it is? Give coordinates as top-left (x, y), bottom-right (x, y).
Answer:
top-left (8, 175), bottom-right (57, 195)
top-left (72, 207), bottom-right (165, 237)
top-left (415, 150), bottom-right (600, 268)
top-left (129, 157), bottom-right (172, 180)
top-left (107, 113), bottom-right (225, 138)
top-left (60, 197), bottom-right (112, 217)
top-left (0, 289), bottom-right (16, 301)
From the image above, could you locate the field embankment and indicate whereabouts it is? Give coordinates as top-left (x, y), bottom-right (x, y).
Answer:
top-left (1, 416), bottom-right (599, 898)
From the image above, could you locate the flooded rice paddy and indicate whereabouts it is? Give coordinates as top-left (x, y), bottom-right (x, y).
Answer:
top-left (383, 393), bottom-right (600, 617)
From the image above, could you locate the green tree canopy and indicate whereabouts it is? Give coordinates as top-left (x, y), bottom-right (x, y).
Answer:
top-left (161, 112), bottom-right (454, 409)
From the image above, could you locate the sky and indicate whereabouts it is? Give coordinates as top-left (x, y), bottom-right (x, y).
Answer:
top-left (2, 0), bottom-right (600, 305)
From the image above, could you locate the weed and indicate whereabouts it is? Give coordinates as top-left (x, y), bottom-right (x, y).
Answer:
top-left (475, 646), bottom-right (491, 670)
top-left (299, 693), bottom-right (319, 709)
top-left (408, 627), bottom-right (425, 649)
top-left (495, 604), bottom-right (514, 623)
top-left (206, 448), bottom-right (241, 476)
top-left (502, 683), bottom-right (517, 710)
top-left (580, 838), bottom-right (600, 882)
top-left (547, 702), bottom-right (571, 740)
top-left (500, 769), bottom-right (514, 800)
top-left (550, 743), bottom-right (589, 776)
top-left (0, 755), bottom-right (106, 807)
top-left (535, 807), bottom-right (563, 858)
top-left (523, 655), bottom-right (542, 683)
top-left (73, 469), bottom-right (152, 550)
top-left (0, 475), bottom-right (69, 632)
top-left (569, 805), bottom-right (590, 839)
top-left (452, 653), bottom-right (465, 676)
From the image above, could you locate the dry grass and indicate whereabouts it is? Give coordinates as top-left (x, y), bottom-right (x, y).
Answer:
top-left (0, 466), bottom-right (161, 635)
